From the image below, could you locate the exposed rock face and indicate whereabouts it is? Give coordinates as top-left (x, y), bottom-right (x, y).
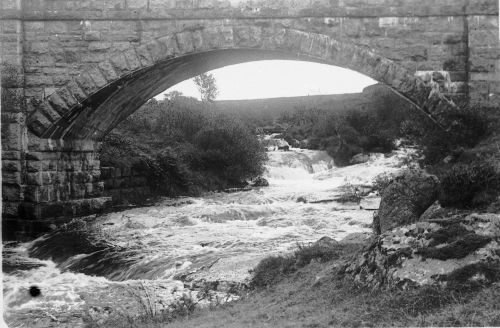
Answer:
top-left (342, 212), bottom-right (500, 289)
top-left (376, 170), bottom-right (439, 234)
top-left (339, 232), bottom-right (372, 245)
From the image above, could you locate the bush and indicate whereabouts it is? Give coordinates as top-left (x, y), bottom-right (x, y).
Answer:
top-left (193, 115), bottom-right (267, 184)
top-left (294, 242), bottom-right (340, 267)
top-left (250, 256), bottom-right (296, 288)
top-left (402, 107), bottom-right (489, 165)
top-left (439, 162), bottom-right (499, 208)
top-left (373, 172), bottom-right (396, 194)
top-left (100, 97), bottom-right (268, 198)
top-left (251, 241), bottom-right (342, 288)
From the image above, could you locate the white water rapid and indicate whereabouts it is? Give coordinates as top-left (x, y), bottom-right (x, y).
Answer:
top-left (2, 144), bottom-right (412, 327)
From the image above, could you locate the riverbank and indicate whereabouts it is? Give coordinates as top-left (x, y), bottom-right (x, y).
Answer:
top-left (161, 248), bottom-right (500, 328)
top-left (3, 147), bottom-right (404, 327)
top-left (77, 238), bottom-right (500, 328)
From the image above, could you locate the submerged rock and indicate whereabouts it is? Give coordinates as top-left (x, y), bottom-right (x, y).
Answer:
top-left (377, 170), bottom-right (439, 234)
top-left (350, 153), bottom-right (371, 164)
top-left (296, 196), bottom-right (307, 203)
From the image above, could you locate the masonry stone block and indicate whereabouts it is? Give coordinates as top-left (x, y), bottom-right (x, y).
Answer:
top-left (135, 44), bottom-right (154, 67)
top-left (3, 184), bottom-right (23, 201)
top-left (83, 31), bottom-right (101, 41)
top-left (2, 168), bottom-right (21, 184)
top-left (3, 202), bottom-right (21, 218)
top-left (156, 35), bottom-right (180, 58)
top-left (2, 159), bottom-right (21, 172)
top-left (39, 101), bottom-right (62, 122)
top-left (75, 72), bottom-right (98, 95)
top-left (145, 40), bottom-right (167, 62)
top-left (1, 123), bottom-right (22, 150)
top-left (122, 48), bottom-right (142, 70)
top-left (109, 52), bottom-right (131, 75)
top-left (87, 66), bottom-right (108, 87)
top-left (65, 80), bottom-right (88, 103)
top-left (233, 26), bottom-right (262, 48)
top-left (98, 60), bottom-right (119, 80)
top-left (175, 31), bottom-right (195, 53)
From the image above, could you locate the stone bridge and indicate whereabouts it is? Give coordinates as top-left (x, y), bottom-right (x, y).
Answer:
top-left (1, 0), bottom-right (499, 237)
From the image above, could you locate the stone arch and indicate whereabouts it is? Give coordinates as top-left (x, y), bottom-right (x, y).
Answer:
top-left (27, 25), bottom-right (457, 140)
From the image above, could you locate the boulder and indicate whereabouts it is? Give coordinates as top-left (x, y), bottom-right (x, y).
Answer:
top-left (377, 170), bottom-right (439, 234)
top-left (350, 153), bottom-right (371, 164)
top-left (290, 139), bottom-right (300, 148)
top-left (313, 236), bottom-right (339, 248)
top-left (299, 140), bottom-right (309, 149)
top-left (278, 145), bottom-right (290, 151)
top-left (296, 196), bottom-right (307, 203)
top-left (342, 214), bottom-right (500, 289)
top-left (252, 177), bottom-right (269, 187)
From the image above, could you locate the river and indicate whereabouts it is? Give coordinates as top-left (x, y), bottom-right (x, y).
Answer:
top-left (2, 145), bottom-right (411, 327)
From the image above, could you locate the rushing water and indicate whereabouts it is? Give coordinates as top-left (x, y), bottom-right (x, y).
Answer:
top-left (2, 143), bottom-right (411, 327)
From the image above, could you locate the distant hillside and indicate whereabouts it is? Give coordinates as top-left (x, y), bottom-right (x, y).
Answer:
top-left (213, 84), bottom-right (413, 126)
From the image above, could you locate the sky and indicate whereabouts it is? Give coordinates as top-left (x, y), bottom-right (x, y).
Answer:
top-left (155, 60), bottom-right (376, 101)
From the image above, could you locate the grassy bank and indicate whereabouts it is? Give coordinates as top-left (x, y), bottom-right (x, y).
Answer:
top-left (85, 242), bottom-right (500, 327)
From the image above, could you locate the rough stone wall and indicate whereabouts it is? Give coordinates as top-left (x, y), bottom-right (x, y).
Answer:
top-left (468, 13), bottom-right (500, 109)
top-left (3, 137), bottom-right (110, 239)
top-left (15, 16), bottom-right (476, 106)
top-left (101, 166), bottom-right (151, 205)
top-left (1, 1), bottom-right (29, 233)
top-left (0, 0), bottom-right (495, 108)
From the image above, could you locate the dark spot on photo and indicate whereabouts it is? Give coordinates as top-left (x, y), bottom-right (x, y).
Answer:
top-left (29, 285), bottom-right (41, 297)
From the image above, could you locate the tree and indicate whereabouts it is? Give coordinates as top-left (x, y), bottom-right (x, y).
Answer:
top-left (193, 72), bottom-right (218, 102)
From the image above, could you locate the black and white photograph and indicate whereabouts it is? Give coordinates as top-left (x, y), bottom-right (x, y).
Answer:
top-left (1, 0), bottom-right (499, 327)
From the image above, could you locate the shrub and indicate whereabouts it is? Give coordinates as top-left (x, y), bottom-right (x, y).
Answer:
top-left (250, 256), bottom-right (296, 288)
top-left (100, 97), bottom-right (268, 198)
top-left (373, 172), bottom-right (396, 194)
top-left (193, 115), bottom-right (267, 184)
top-left (251, 241), bottom-right (343, 288)
top-left (439, 162), bottom-right (499, 208)
top-left (402, 107), bottom-right (489, 165)
top-left (294, 242), bottom-right (340, 267)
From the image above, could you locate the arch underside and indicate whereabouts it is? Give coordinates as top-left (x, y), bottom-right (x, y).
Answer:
top-left (27, 27), bottom-right (458, 141)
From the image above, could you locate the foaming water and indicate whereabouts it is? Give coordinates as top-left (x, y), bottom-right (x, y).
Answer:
top-left (3, 143), bottom-right (412, 325)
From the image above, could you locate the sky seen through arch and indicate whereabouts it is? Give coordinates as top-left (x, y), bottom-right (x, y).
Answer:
top-left (157, 60), bottom-right (377, 101)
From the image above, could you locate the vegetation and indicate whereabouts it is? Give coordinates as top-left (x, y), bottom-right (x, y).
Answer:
top-left (401, 106), bottom-right (489, 165)
top-left (193, 73), bottom-right (219, 102)
top-left (100, 95), bottom-right (267, 198)
top-left (276, 103), bottom-right (407, 166)
top-left (438, 161), bottom-right (500, 208)
top-left (251, 241), bottom-right (357, 288)
top-left (94, 242), bottom-right (500, 328)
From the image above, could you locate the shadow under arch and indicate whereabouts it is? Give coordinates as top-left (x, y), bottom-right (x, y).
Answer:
top-left (27, 27), bottom-right (457, 141)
